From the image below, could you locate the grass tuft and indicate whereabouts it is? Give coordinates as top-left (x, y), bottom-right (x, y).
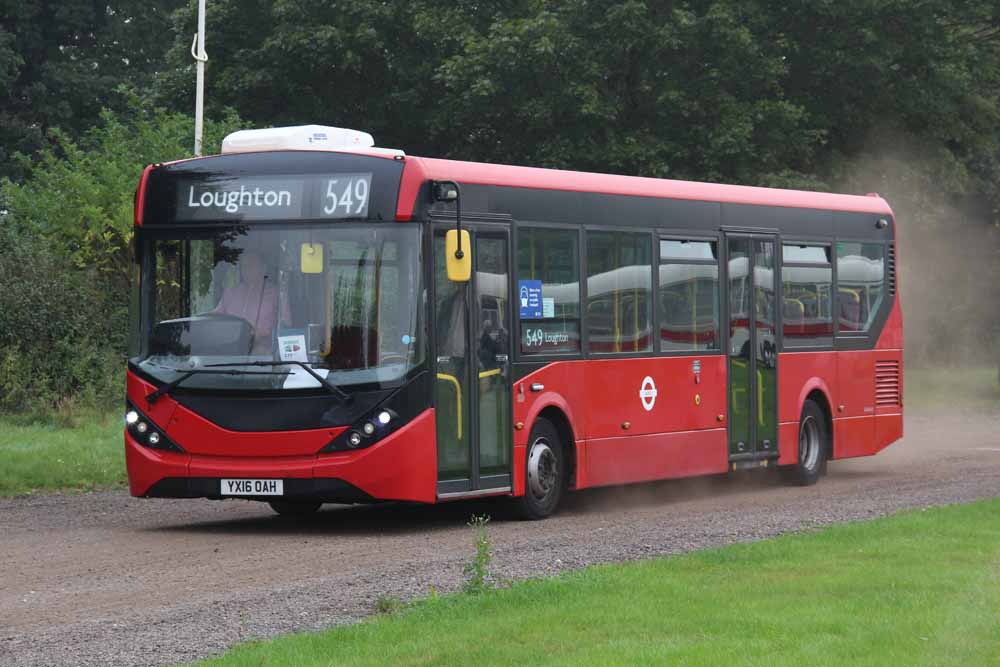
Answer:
top-left (462, 514), bottom-right (494, 594)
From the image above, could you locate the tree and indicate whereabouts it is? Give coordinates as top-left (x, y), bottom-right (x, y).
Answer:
top-left (1, 91), bottom-right (242, 284)
top-left (0, 0), bottom-right (184, 181)
top-left (0, 95), bottom-right (242, 411)
top-left (153, 0), bottom-right (1000, 204)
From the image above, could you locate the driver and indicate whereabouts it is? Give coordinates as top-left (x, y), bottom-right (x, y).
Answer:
top-left (213, 249), bottom-right (289, 353)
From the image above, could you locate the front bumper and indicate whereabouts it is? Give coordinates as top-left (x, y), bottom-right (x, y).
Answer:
top-left (125, 408), bottom-right (438, 504)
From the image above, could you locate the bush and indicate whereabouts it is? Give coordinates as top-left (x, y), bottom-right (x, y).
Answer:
top-left (0, 243), bottom-right (125, 413)
top-left (0, 92), bottom-right (244, 415)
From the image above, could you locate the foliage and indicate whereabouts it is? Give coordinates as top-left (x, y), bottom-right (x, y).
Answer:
top-left (0, 0), bottom-right (184, 181)
top-left (0, 97), bottom-right (242, 412)
top-left (155, 1), bottom-right (1000, 202)
top-left (198, 499), bottom-right (1000, 666)
top-left (1, 92), bottom-right (242, 285)
top-left (462, 514), bottom-right (495, 594)
top-left (0, 242), bottom-right (125, 412)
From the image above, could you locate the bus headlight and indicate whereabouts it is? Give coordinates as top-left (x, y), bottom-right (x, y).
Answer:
top-left (125, 401), bottom-right (184, 453)
top-left (318, 372), bottom-right (429, 453)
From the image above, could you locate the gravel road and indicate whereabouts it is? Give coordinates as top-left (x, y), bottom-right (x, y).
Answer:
top-left (2, 411), bottom-right (999, 666)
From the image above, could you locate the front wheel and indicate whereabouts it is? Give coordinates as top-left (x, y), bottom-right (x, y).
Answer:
top-left (511, 418), bottom-right (565, 520)
top-left (781, 399), bottom-right (828, 486)
top-left (268, 501), bottom-right (322, 517)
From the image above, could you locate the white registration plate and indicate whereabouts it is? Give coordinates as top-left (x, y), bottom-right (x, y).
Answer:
top-left (221, 479), bottom-right (284, 496)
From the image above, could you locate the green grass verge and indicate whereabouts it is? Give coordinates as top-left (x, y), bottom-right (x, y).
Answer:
top-left (0, 412), bottom-right (125, 496)
top-left (199, 500), bottom-right (1000, 666)
top-left (905, 366), bottom-right (1000, 415)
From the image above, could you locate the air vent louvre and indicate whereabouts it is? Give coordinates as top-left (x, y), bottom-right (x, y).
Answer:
top-left (887, 243), bottom-right (896, 296)
top-left (875, 360), bottom-right (901, 408)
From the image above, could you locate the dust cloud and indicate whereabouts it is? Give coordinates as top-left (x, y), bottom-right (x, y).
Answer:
top-left (832, 133), bottom-right (1000, 368)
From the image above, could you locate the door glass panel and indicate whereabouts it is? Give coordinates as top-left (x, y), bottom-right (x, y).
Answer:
top-left (727, 238), bottom-right (751, 454)
top-left (753, 240), bottom-right (777, 452)
top-left (476, 236), bottom-right (511, 477)
top-left (434, 234), bottom-right (470, 481)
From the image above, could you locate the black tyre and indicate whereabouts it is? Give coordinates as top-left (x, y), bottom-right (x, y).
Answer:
top-left (781, 399), bottom-right (828, 486)
top-left (512, 418), bottom-right (565, 520)
top-left (268, 501), bottom-right (322, 517)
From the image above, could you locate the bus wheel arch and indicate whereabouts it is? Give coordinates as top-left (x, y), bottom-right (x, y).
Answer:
top-left (804, 388), bottom-right (833, 465)
top-left (536, 406), bottom-right (577, 491)
top-left (781, 390), bottom-right (831, 485)
top-left (512, 407), bottom-right (575, 520)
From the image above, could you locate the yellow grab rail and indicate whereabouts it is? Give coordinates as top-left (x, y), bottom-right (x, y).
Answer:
top-left (757, 369), bottom-right (764, 426)
top-left (436, 373), bottom-right (462, 439)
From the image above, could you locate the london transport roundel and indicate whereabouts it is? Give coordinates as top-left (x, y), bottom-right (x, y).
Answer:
top-left (639, 376), bottom-right (658, 412)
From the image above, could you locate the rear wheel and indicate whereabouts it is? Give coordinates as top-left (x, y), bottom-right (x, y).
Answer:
top-left (512, 418), bottom-right (565, 520)
top-left (268, 501), bottom-right (322, 517)
top-left (781, 399), bottom-right (828, 486)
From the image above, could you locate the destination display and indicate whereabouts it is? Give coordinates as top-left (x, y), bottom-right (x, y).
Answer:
top-left (173, 173), bottom-right (373, 222)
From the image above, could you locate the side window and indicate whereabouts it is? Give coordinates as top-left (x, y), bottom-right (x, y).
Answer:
top-left (782, 244), bottom-right (833, 347)
top-left (837, 242), bottom-right (885, 333)
top-left (586, 232), bottom-right (652, 353)
top-left (517, 227), bottom-right (580, 355)
top-left (659, 239), bottom-right (720, 352)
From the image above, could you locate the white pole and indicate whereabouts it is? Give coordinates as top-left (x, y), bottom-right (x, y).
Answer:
top-left (193, 0), bottom-right (207, 156)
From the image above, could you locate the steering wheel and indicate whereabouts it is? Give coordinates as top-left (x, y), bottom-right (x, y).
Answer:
top-left (195, 311), bottom-right (256, 332)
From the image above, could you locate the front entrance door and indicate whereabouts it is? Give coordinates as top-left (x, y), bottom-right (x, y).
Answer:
top-left (434, 227), bottom-right (513, 496)
top-left (726, 234), bottom-right (778, 463)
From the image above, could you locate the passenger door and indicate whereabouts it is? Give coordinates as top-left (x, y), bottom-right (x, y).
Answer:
top-left (725, 234), bottom-right (778, 465)
top-left (434, 227), bottom-right (513, 497)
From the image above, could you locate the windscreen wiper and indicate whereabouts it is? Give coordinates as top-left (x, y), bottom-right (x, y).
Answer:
top-left (204, 361), bottom-right (353, 403)
top-left (145, 368), bottom-right (285, 405)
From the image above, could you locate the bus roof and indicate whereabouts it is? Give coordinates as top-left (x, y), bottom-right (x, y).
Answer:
top-left (397, 156), bottom-right (894, 220)
top-left (140, 147), bottom-right (894, 223)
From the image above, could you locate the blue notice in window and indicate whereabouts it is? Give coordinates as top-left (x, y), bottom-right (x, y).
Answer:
top-left (518, 280), bottom-right (543, 319)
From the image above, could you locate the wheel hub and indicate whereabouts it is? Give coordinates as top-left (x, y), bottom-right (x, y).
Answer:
top-left (799, 415), bottom-right (820, 471)
top-left (527, 438), bottom-right (557, 499)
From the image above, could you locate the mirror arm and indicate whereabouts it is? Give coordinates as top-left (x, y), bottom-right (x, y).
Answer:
top-left (434, 180), bottom-right (463, 259)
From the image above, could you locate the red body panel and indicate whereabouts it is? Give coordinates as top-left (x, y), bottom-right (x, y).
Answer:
top-left (834, 417), bottom-right (875, 459)
top-left (586, 430), bottom-right (728, 486)
top-left (134, 164), bottom-right (154, 227)
top-left (875, 414), bottom-right (903, 454)
top-left (583, 357), bottom-right (726, 438)
top-left (776, 351), bottom-right (837, 464)
top-left (776, 351), bottom-right (837, 425)
top-left (512, 355), bottom-right (728, 491)
top-left (125, 369), bottom-right (438, 502)
top-left (312, 408), bottom-right (438, 503)
top-left (125, 430), bottom-right (189, 497)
